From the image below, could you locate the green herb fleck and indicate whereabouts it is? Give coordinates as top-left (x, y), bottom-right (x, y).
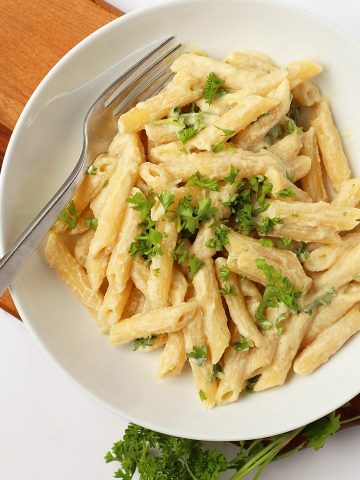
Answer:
top-left (294, 242), bottom-right (309, 263)
top-left (58, 200), bottom-right (78, 230)
top-left (189, 255), bottom-right (204, 277)
top-left (187, 345), bottom-right (208, 366)
top-left (219, 283), bottom-right (237, 296)
top-left (245, 375), bottom-right (260, 393)
top-left (276, 236), bottom-right (292, 249)
top-left (287, 119), bottom-right (302, 135)
top-left (205, 225), bottom-right (230, 251)
top-left (84, 217), bottom-right (98, 231)
top-left (213, 126), bottom-right (236, 153)
top-left (203, 72), bottom-right (226, 105)
top-left (232, 336), bottom-right (252, 352)
top-left (304, 287), bottom-right (336, 315)
top-left (255, 259), bottom-right (302, 326)
top-left (208, 363), bottom-right (224, 382)
top-left (132, 336), bottom-right (156, 351)
top-left (259, 238), bottom-right (273, 248)
top-left (199, 389), bottom-right (207, 401)
top-left (86, 165), bottom-right (97, 175)
top-left (186, 172), bottom-right (219, 191)
top-left (224, 165), bottom-right (240, 184)
top-left (279, 188), bottom-right (296, 198)
top-left (219, 265), bottom-right (231, 282)
top-left (158, 191), bottom-right (175, 212)
top-left (127, 192), bottom-right (155, 221)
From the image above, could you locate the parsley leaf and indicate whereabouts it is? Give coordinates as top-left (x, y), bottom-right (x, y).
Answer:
top-left (84, 217), bottom-right (98, 231)
top-left (132, 336), bottom-right (156, 351)
top-left (205, 225), bottom-right (230, 251)
top-left (224, 165), bottom-right (240, 184)
top-left (208, 363), bottom-right (224, 382)
top-left (225, 176), bottom-right (281, 236)
top-left (58, 200), bottom-right (78, 229)
top-left (153, 107), bottom-right (204, 144)
top-left (158, 190), bottom-right (175, 212)
top-left (127, 192), bottom-right (155, 221)
top-left (287, 119), bottom-right (302, 135)
top-left (303, 287), bottom-right (336, 315)
top-left (232, 336), bottom-right (252, 352)
top-left (186, 172), bottom-right (219, 191)
top-left (304, 412), bottom-right (341, 450)
top-left (259, 238), bottom-right (273, 247)
top-left (189, 255), bottom-right (204, 277)
top-left (245, 375), bottom-right (260, 393)
top-left (129, 218), bottom-right (163, 263)
top-left (187, 345), bottom-right (207, 366)
top-left (276, 236), bottom-right (292, 249)
top-left (279, 187), bottom-right (296, 198)
top-left (255, 259), bottom-right (302, 326)
top-left (219, 265), bottom-right (230, 281)
top-left (86, 165), bottom-right (97, 175)
top-left (199, 390), bottom-right (207, 401)
top-left (172, 239), bottom-right (189, 264)
top-left (294, 242), bottom-right (309, 263)
top-left (203, 72), bottom-right (226, 105)
top-left (213, 126), bottom-right (236, 153)
top-left (175, 196), bottom-right (217, 235)
top-left (219, 283), bottom-right (237, 296)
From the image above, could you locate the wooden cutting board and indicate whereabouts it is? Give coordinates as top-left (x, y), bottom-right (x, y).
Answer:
top-left (0, 0), bottom-right (121, 318)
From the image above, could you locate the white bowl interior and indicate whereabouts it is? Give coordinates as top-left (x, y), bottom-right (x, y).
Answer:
top-left (1, 0), bottom-right (360, 440)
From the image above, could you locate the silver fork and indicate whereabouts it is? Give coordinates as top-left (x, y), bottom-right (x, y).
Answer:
top-left (0, 36), bottom-right (183, 294)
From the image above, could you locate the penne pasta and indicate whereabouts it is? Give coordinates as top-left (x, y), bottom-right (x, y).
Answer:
top-left (294, 303), bottom-right (360, 375)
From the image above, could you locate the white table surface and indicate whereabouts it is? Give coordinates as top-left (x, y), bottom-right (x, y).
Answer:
top-left (1, 1), bottom-right (360, 478)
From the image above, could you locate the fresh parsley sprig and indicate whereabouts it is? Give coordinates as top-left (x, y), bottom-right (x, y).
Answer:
top-left (58, 200), bottom-right (78, 229)
top-left (255, 259), bottom-right (302, 327)
top-left (203, 72), bottom-right (226, 105)
top-left (106, 405), bottom-right (350, 479)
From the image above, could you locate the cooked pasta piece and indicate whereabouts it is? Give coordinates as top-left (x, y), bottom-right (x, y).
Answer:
top-left (226, 231), bottom-right (312, 292)
top-left (109, 300), bottom-right (198, 345)
top-left (310, 98), bottom-right (351, 191)
top-left (292, 81), bottom-right (321, 106)
top-left (299, 127), bottom-right (328, 202)
top-left (294, 303), bottom-right (360, 375)
top-left (86, 133), bottom-right (144, 290)
top-left (45, 232), bottom-right (103, 318)
top-left (74, 229), bottom-right (94, 268)
top-left (332, 178), bottom-right (360, 207)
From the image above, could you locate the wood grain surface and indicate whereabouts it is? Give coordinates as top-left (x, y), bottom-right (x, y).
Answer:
top-left (0, 0), bottom-right (121, 317)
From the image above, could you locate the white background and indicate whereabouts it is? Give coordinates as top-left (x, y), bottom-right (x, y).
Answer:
top-left (1, 1), bottom-right (359, 479)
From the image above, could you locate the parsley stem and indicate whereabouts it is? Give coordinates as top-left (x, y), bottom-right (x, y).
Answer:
top-left (340, 414), bottom-right (360, 425)
top-left (230, 427), bottom-right (303, 480)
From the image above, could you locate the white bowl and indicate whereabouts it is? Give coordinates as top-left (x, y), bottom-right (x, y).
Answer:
top-left (1, 0), bottom-right (360, 441)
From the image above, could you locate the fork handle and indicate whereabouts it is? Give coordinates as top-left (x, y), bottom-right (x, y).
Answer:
top-left (0, 167), bottom-right (80, 295)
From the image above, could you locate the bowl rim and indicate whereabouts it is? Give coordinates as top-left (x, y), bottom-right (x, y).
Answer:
top-left (1, 0), bottom-right (360, 441)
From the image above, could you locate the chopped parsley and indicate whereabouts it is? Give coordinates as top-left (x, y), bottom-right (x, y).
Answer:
top-left (152, 106), bottom-right (204, 144)
top-left (187, 346), bottom-right (207, 366)
top-left (287, 119), bottom-right (302, 134)
top-left (208, 363), bottom-right (224, 382)
top-left (259, 238), bottom-right (273, 248)
top-left (219, 283), bottom-right (237, 296)
top-left (199, 390), bottom-right (207, 401)
top-left (279, 187), bottom-right (296, 198)
top-left (129, 222), bottom-right (163, 263)
top-left (224, 165), bottom-right (240, 184)
top-left (58, 200), bottom-right (78, 229)
top-left (175, 196), bottom-right (217, 235)
top-left (188, 255), bottom-right (204, 277)
top-left (127, 191), bottom-right (155, 221)
top-left (186, 172), bottom-right (219, 191)
top-left (225, 176), bottom-right (281, 236)
top-left (276, 236), bottom-right (292, 250)
top-left (151, 268), bottom-right (160, 276)
top-left (245, 375), bottom-right (260, 393)
top-left (84, 217), bottom-right (98, 231)
top-left (213, 126), bottom-right (236, 153)
top-left (86, 165), bottom-right (97, 175)
top-left (294, 242), bottom-right (309, 263)
top-left (132, 336), bottom-right (156, 351)
top-left (232, 336), bottom-right (252, 352)
top-left (255, 259), bottom-right (302, 327)
top-left (158, 191), bottom-right (175, 212)
top-left (219, 265), bottom-right (231, 281)
top-left (304, 287), bottom-right (336, 315)
top-left (203, 72), bottom-right (226, 105)
top-left (205, 225), bottom-right (230, 251)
